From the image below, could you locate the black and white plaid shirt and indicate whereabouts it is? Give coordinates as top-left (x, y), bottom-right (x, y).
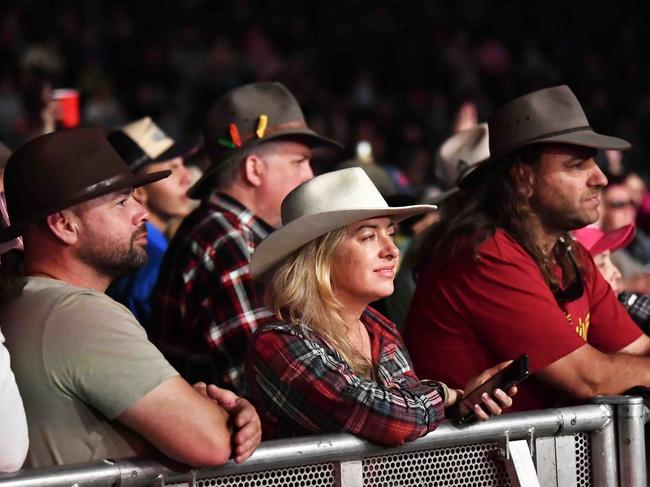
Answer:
top-left (619, 291), bottom-right (650, 335)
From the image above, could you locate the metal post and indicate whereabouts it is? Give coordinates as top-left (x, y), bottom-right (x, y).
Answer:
top-left (616, 397), bottom-right (647, 487)
top-left (589, 404), bottom-right (617, 487)
top-left (535, 437), bottom-right (558, 486)
top-left (333, 460), bottom-right (363, 487)
top-left (554, 436), bottom-right (578, 487)
top-left (502, 439), bottom-right (541, 487)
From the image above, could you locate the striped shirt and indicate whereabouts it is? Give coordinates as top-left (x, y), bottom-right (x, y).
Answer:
top-left (152, 192), bottom-right (274, 393)
top-left (245, 307), bottom-right (445, 446)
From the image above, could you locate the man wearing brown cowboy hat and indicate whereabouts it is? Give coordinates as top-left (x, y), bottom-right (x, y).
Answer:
top-left (403, 85), bottom-right (650, 412)
top-left (152, 82), bottom-right (341, 393)
top-left (0, 129), bottom-right (260, 467)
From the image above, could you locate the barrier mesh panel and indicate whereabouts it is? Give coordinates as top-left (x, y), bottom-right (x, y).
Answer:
top-left (362, 442), bottom-right (512, 486)
top-left (166, 462), bottom-right (334, 487)
top-left (165, 433), bottom-right (593, 486)
top-left (575, 432), bottom-right (593, 486)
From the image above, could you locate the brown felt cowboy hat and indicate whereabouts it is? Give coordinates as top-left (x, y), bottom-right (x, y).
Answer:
top-left (460, 85), bottom-right (630, 187)
top-left (0, 128), bottom-right (170, 243)
top-left (188, 82), bottom-right (343, 199)
top-left (250, 167), bottom-right (437, 279)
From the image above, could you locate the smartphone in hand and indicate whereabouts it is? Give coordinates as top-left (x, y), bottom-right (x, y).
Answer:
top-left (455, 354), bottom-right (530, 425)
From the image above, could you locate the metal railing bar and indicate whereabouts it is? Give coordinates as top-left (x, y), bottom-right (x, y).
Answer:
top-left (0, 403), bottom-right (617, 486)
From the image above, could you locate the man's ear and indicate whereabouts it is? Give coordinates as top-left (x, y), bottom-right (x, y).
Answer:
top-left (134, 187), bottom-right (148, 207)
top-left (46, 210), bottom-right (80, 245)
top-left (243, 154), bottom-right (265, 188)
top-left (510, 163), bottom-right (534, 198)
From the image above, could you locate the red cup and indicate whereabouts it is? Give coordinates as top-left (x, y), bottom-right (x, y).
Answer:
top-left (52, 88), bottom-right (80, 128)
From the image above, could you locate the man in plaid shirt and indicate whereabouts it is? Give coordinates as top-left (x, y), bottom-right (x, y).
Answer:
top-left (152, 83), bottom-right (341, 393)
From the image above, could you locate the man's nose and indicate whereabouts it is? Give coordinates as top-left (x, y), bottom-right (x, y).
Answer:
top-left (590, 161), bottom-right (608, 187)
top-left (302, 162), bottom-right (314, 182)
top-left (178, 164), bottom-right (191, 187)
top-left (133, 198), bottom-right (149, 224)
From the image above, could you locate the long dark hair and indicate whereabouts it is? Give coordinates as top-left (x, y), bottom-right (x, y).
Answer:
top-left (411, 145), bottom-right (581, 291)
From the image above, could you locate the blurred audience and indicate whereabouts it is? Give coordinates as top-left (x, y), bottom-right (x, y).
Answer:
top-left (152, 82), bottom-right (341, 392)
top-left (599, 176), bottom-right (650, 293)
top-left (386, 122), bottom-right (490, 328)
top-left (573, 224), bottom-right (650, 334)
top-left (246, 168), bottom-right (515, 445)
top-left (1, 3), bottom-right (648, 191)
top-left (106, 117), bottom-right (195, 328)
top-left (0, 129), bottom-right (259, 467)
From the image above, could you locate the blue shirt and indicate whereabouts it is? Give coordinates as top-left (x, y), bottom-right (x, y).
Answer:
top-left (107, 222), bottom-right (168, 330)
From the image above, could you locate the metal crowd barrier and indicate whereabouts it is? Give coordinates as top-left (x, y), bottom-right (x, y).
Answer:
top-left (0, 396), bottom-right (647, 487)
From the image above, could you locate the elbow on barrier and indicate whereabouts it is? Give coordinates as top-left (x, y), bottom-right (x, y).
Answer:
top-left (0, 397), bottom-right (647, 487)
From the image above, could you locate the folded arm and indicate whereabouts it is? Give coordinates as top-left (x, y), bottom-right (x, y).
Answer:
top-left (536, 334), bottom-right (650, 398)
top-left (118, 376), bottom-right (232, 467)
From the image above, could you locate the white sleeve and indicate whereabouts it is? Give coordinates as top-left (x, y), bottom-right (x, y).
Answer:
top-left (0, 329), bottom-right (28, 472)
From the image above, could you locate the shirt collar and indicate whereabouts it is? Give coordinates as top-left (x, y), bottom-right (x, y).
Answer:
top-left (207, 192), bottom-right (275, 237)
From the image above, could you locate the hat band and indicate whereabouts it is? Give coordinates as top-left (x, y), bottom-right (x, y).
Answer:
top-left (223, 120), bottom-right (309, 148)
top-left (524, 124), bottom-right (592, 144)
top-left (492, 124), bottom-right (593, 160)
top-left (63, 173), bottom-right (133, 206)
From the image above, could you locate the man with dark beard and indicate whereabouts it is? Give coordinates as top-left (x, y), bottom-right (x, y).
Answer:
top-left (404, 86), bottom-right (650, 413)
top-left (0, 129), bottom-right (261, 468)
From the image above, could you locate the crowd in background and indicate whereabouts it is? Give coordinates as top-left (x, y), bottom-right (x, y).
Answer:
top-left (1, 1), bottom-right (650, 188)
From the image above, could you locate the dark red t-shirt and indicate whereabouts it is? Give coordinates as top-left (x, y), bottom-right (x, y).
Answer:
top-left (403, 229), bottom-right (642, 412)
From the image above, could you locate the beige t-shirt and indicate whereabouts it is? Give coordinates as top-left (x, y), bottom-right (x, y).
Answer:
top-left (1, 277), bottom-right (178, 468)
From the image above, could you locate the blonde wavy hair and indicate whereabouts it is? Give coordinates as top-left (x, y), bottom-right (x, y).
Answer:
top-left (267, 226), bottom-right (373, 377)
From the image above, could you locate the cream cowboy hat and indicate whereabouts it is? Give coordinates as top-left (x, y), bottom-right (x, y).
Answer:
top-left (250, 167), bottom-right (437, 279)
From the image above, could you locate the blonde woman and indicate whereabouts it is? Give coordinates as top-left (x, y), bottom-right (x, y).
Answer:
top-left (246, 168), bottom-right (516, 446)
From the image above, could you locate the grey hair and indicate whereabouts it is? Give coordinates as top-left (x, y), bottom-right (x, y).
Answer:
top-left (214, 140), bottom-right (290, 190)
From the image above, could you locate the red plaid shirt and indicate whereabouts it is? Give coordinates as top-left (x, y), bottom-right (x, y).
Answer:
top-left (245, 307), bottom-right (445, 446)
top-left (152, 192), bottom-right (275, 393)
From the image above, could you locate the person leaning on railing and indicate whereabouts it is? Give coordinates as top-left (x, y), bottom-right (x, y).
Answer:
top-left (403, 85), bottom-right (650, 413)
top-left (244, 168), bottom-right (516, 446)
top-left (0, 129), bottom-right (260, 468)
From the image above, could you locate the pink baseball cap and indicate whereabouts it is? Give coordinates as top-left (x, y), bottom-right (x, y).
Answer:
top-left (573, 224), bottom-right (636, 256)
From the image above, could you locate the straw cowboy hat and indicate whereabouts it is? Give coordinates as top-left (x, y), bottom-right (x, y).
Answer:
top-left (250, 167), bottom-right (436, 279)
top-left (433, 123), bottom-right (489, 202)
top-left (189, 82), bottom-right (342, 199)
top-left (108, 117), bottom-right (197, 173)
top-left (461, 85), bottom-right (630, 187)
top-left (0, 128), bottom-right (170, 243)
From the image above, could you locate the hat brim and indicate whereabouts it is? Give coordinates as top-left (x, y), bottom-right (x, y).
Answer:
top-left (427, 187), bottom-right (459, 205)
top-left (250, 204), bottom-right (436, 280)
top-left (188, 128), bottom-right (343, 200)
top-left (152, 139), bottom-right (199, 165)
top-left (590, 224), bottom-right (636, 256)
top-left (0, 169), bottom-right (171, 243)
top-left (459, 128), bottom-right (631, 188)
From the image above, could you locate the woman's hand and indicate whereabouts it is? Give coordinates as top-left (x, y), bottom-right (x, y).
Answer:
top-left (454, 361), bottom-right (518, 421)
